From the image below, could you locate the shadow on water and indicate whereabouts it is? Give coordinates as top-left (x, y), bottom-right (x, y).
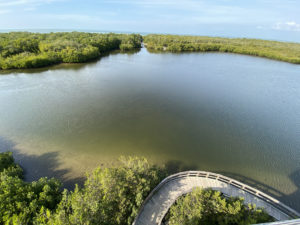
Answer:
top-left (164, 159), bottom-right (300, 212)
top-left (165, 160), bottom-right (198, 175)
top-left (287, 170), bottom-right (300, 211)
top-left (220, 170), bottom-right (300, 212)
top-left (0, 86), bottom-right (299, 210)
top-left (0, 136), bottom-right (85, 190)
top-left (217, 170), bottom-right (300, 210)
top-left (1, 135), bottom-right (299, 211)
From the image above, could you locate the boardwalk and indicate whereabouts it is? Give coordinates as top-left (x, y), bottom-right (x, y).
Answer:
top-left (257, 219), bottom-right (300, 224)
top-left (133, 171), bottom-right (300, 225)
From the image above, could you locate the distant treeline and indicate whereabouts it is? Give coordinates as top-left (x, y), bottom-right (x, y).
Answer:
top-left (1, 32), bottom-right (300, 70)
top-left (144, 34), bottom-right (300, 64)
top-left (0, 32), bottom-right (142, 69)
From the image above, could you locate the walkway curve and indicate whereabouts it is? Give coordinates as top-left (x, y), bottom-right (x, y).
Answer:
top-left (133, 171), bottom-right (300, 225)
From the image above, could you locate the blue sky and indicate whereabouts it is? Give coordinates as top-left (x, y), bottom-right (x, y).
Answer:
top-left (0, 0), bottom-right (300, 42)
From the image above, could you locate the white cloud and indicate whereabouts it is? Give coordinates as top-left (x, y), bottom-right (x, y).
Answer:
top-left (46, 14), bottom-right (98, 22)
top-left (0, 0), bottom-right (64, 13)
top-left (0, 0), bottom-right (56, 7)
top-left (105, 0), bottom-right (279, 25)
top-left (272, 21), bottom-right (300, 31)
top-left (0, 9), bottom-right (12, 14)
top-left (24, 7), bottom-right (36, 11)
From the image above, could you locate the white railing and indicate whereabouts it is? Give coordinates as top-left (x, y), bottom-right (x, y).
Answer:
top-left (133, 171), bottom-right (300, 225)
top-left (257, 219), bottom-right (300, 224)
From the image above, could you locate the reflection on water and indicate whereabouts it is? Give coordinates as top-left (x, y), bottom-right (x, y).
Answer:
top-left (0, 48), bottom-right (300, 210)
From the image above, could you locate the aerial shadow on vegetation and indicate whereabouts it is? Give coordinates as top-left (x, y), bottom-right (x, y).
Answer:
top-left (0, 136), bottom-right (85, 190)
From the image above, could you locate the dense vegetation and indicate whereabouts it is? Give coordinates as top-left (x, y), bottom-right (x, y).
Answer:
top-left (1, 32), bottom-right (300, 70)
top-left (164, 187), bottom-right (274, 225)
top-left (0, 152), bottom-right (165, 225)
top-left (0, 152), bottom-right (274, 224)
top-left (0, 32), bottom-right (142, 69)
top-left (144, 34), bottom-right (300, 64)
top-left (0, 152), bottom-right (61, 224)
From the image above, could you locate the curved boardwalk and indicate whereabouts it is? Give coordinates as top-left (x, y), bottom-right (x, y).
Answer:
top-left (133, 171), bottom-right (300, 225)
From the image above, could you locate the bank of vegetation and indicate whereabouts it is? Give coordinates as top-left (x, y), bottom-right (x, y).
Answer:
top-left (0, 152), bottom-right (274, 225)
top-left (0, 32), bottom-right (142, 70)
top-left (144, 34), bottom-right (300, 64)
top-left (1, 32), bottom-right (300, 70)
top-left (164, 188), bottom-right (274, 225)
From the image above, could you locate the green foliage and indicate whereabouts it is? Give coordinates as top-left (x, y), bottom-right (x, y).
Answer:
top-left (120, 34), bottom-right (143, 51)
top-left (1, 32), bottom-right (300, 69)
top-left (144, 34), bottom-right (300, 64)
top-left (0, 175), bottom-right (62, 224)
top-left (0, 152), bottom-right (62, 224)
top-left (0, 32), bottom-right (142, 70)
top-left (165, 188), bottom-right (274, 225)
top-left (0, 153), bottom-right (165, 225)
top-left (0, 52), bottom-right (59, 70)
top-left (0, 152), bottom-right (275, 225)
top-left (47, 156), bottom-right (166, 225)
top-left (0, 151), bottom-right (23, 178)
top-left (0, 152), bottom-right (15, 172)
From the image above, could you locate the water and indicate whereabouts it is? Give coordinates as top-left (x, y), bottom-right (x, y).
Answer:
top-left (0, 48), bottom-right (300, 210)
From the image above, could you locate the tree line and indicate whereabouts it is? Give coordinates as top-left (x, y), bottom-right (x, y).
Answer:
top-left (0, 152), bottom-right (274, 225)
top-left (1, 32), bottom-right (300, 70)
top-left (143, 34), bottom-right (300, 64)
top-left (0, 32), bottom-right (142, 70)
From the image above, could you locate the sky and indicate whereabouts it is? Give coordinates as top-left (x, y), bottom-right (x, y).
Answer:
top-left (0, 0), bottom-right (300, 42)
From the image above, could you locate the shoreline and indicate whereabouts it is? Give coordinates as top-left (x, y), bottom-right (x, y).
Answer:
top-left (1, 32), bottom-right (300, 73)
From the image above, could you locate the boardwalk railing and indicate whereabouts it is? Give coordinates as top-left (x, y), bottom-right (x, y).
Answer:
top-left (257, 219), bottom-right (300, 225)
top-left (133, 171), bottom-right (300, 225)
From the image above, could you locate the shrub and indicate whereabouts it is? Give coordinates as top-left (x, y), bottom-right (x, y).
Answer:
top-left (165, 187), bottom-right (274, 225)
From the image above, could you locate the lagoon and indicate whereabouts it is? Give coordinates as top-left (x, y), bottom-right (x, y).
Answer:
top-left (0, 48), bottom-right (300, 210)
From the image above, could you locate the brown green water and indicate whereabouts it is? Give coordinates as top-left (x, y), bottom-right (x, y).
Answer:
top-left (0, 48), bottom-right (300, 210)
